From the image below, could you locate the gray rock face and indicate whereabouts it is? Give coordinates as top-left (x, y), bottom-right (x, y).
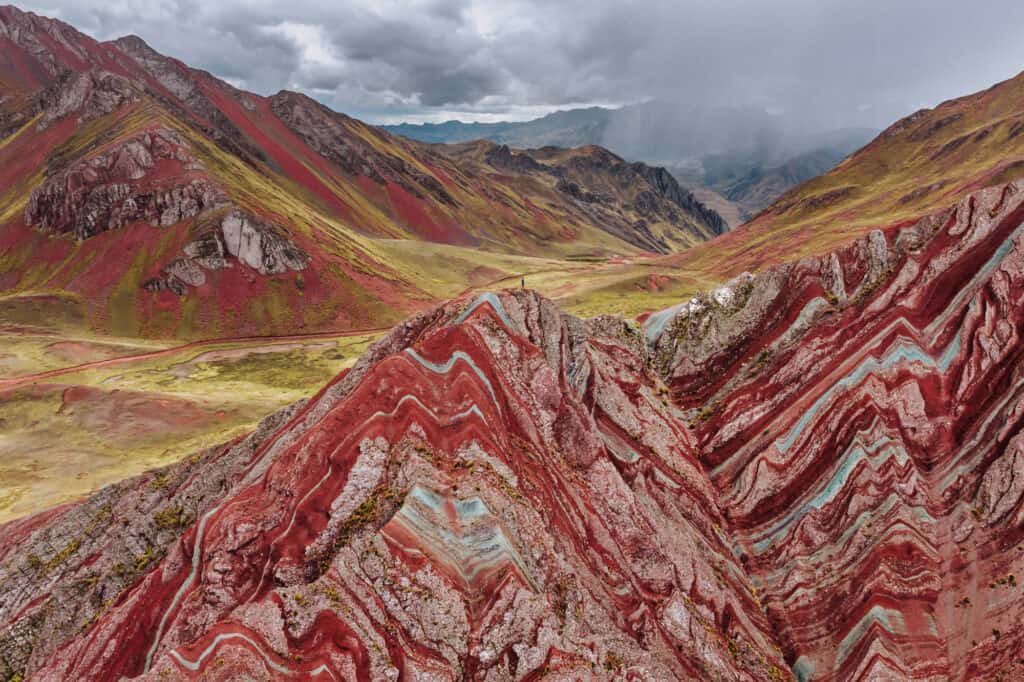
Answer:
top-left (2, 68), bottom-right (142, 138)
top-left (0, 5), bottom-right (95, 78)
top-left (485, 144), bottom-right (546, 174)
top-left (220, 211), bottom-right (310, 275)
top-left (182, 229), bottom-right (230, 269)
top-left (112, 35), bottom-right (196, 102)
top-left (25, 128), bottom-right (224, 239)
top-left (269, 90), bottom-right (458, 207)
top-left (144, 211), bottom-right (309, 296)
top-left (630, 162), bottom-right (729, 236)
top-left (37, 69), bottom-right (141, 131)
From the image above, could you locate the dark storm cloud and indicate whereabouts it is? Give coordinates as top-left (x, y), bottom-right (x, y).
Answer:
top-left (17, 0), bottom-right (1024, 128)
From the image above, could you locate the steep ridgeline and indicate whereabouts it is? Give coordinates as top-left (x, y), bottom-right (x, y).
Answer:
top-left (0, 6), bottom-right (725, 338)
top-left (0, 290), bottom-right (789, 680)
top-left (445, 142), bottom-right (727, 251)
top-left (3, 180), bottom-right (1024, 680)
top-left (686, 68), bottom-right (1024, 282)
top-left (648, 180), bottom-right (1024, 679)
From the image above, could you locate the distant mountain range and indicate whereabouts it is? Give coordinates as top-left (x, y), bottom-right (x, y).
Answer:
top-left (384, 107), bottom-right (615, 148)
top-left (385, 104), bottom-right (877, 225)
top-left (649, 65), bottom-right (1024, 290)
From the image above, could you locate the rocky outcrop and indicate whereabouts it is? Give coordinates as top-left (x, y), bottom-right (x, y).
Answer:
top-left (1, 68), bottom-right (141, 139)
top-left (36, 69), bottom-right (142, 131)
top-left (0, 5), bottom-right (98, 79)
top-left (22, 115), bottom-right (307, 296)
top-left (219, 211), bottom-right (309, 274)
top-left (25, 127), bottom-right (225, 239)
top-left (144, 211), bottom-right (309, 295)
top-left (631, 162), bottom-right (729, 236)
top-left (554, 176), bottom-right (607, 203)
top-left (542, 146), bottom-right (727, 248)
top-left (109, 35), bottom-right (271, 167)
top-left (484, 143), bottom-right (547, 174)
top-left (269, 90), bottom-right (458, 207)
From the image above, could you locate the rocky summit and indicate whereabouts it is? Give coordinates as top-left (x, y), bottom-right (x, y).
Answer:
top-left (2, 179), bottom-right (1023, 680)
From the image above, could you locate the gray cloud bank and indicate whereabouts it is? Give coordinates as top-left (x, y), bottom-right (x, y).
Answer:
top-left (18, 0), bottom-right (1024, 130)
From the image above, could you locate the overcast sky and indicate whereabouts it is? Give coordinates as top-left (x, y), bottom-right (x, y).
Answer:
top-left (19, 0), bottom-right (1024, 128)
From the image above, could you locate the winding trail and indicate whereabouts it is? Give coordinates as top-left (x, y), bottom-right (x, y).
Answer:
top-left (0, 273), bottom-right (542, 391)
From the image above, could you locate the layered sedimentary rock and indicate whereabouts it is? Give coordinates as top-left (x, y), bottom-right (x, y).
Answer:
top-left (648, 180), bottom-right (1024, 680)
top-left (2, 181), bottom-right (1024, 680)
top-left (25, 126), bottom-right (224, 239)
top-left (0, 289), bottom-right (789, 680)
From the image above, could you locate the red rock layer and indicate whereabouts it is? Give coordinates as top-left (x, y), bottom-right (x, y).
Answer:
top-left (651, 180), bottom-right (1024, 680)
top-left (3, 176), bottom-right (1024, 678)
top-left (0, 291), bottom-right (788, 680)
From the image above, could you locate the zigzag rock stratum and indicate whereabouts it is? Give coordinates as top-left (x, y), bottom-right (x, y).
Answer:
top-left (2, 179), bottom-right (1024, 680)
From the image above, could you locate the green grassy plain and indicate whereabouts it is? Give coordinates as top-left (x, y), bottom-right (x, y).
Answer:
top-left (0, 325), bottom-right (378, 522)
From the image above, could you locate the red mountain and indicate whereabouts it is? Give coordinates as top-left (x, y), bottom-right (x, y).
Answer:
top-left (0, 5), bottom-right (725, 339)
top-left (2, 178), bottom-right (1023, 679)
top-left (4, 5), bottom-right (1024, 682)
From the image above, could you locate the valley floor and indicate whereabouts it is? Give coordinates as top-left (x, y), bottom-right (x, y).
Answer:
top-left (0, 324), bottom-right (380, 522)
top-left (0, 244), bottom-right (756, 525)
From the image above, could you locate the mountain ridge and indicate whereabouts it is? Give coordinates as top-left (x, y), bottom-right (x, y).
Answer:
top-left (2, 178), bottom-right (1024, 679)
top-left (383, 103), bottom-right (878, 225)
top-left (0, 4), bottom-right (725, 340)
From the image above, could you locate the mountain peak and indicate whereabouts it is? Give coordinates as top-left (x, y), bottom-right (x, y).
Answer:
top-left (109, 33), bottom-right (155, 54)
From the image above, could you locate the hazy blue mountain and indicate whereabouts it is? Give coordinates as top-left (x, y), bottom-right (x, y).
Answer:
top-left (384, 107), bottom-right (613, 148)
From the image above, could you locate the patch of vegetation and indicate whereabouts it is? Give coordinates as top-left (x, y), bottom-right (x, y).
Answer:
top-left (114, 545), bottom-right (160, 578)
top-left (198, 349), bottom-right (337, 391)
top-left (85, 504), bottom-right (113, 534)
top-left (149, 472), bottom-right (171, 491)
top-left (321, 585), bottom-right (342, 607)
top-left (695, 401), bottom-right (718, 423)
top-left (44, 537), bottom-right (82, 573)
top-left (133, 545), bottom-right (158, 573)
top-left (750, 349), bottom-right (773, 374)
top-left (153, 505), bottom-right (190, 530)
top-left (994, 573), bottom-right (1017, 588)
top-left (851, 266), bottom-right (894, 306)
top-left (316, 484), bottom-right (401, 575)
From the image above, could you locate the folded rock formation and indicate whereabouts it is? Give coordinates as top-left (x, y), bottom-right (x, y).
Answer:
top-left (1, 181), bottom-right (1023, 680)
top-left (649, 180), bottom-right (1024, 680)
